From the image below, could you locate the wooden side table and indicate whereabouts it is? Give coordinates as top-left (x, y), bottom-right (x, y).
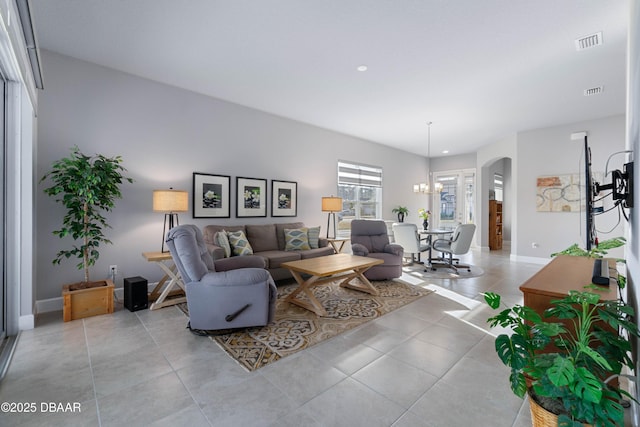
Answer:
top-left (327, 238), bottom-right (349, 254)
top-left (142, 251), bottom-right (186, 310)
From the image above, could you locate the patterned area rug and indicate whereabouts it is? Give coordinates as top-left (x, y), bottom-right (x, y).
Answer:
top-left (177, 278), bottom-right (432, 371)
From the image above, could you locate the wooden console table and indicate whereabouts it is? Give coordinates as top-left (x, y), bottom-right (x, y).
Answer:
top-left (519, 255), bottom-right (618, 316)
top-left (142, 251), bottom-right (186, 310)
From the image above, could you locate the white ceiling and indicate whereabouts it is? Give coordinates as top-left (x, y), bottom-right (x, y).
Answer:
top-left (30, 0), bottom-right (629, 157)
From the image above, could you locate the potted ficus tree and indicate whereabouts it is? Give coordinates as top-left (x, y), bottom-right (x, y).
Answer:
top-left (41, 147), bottom-right (133, 319)
top-left (484, 237), bottom-right (637, 426)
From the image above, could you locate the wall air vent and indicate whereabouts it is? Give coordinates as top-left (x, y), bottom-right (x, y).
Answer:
top-left (575, 32), bottom-right (603, 51)
top-left (584, 86), bottom-right (603, 96)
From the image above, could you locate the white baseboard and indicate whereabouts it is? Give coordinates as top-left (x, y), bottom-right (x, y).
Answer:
top-left (35, 282), bottom-right (159, 315)
top-left (511, 254), bottom-right (550, 265)
top-left (19, 314), bottom-right (34, 330)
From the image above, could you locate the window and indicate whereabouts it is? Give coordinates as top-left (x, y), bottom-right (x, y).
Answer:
top-left (494, 173), bottom-right (503, 202)
top-left (337, 161), bottom-right (382, 225)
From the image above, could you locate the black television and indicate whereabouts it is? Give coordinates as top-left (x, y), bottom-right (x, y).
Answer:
top-left (582, 136), bottom-right (597, 250)
top-left (582, 135), bottom-right (635, 251)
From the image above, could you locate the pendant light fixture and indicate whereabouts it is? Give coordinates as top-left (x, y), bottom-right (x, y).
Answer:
top-left (413, 121), bottom-right (443, 194)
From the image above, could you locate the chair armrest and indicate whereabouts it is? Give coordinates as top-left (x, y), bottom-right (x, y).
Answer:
top-left (384, 243), bottom-right (404, 257)
top-left (318, 238), bottom-right (329, 248)
top-left (351, 243), bottom-right (369, 257)
top-left (206, 243), bottom-right (225, 261)
top-left (214, 255), bottom-right (266, 271)
top-left (432, 239), bottom-right (450, 251)
top-left (195, 267), bottom-right (271, 287)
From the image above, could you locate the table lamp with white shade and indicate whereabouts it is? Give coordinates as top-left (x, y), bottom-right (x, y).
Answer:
top-left (153, 188), bottom-right (188, 252)
top-left (321, 196), bottom-right (342, 238)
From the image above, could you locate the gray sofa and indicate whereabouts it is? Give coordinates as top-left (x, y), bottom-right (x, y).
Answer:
top-left (203, 222), bottom-right (334, 281)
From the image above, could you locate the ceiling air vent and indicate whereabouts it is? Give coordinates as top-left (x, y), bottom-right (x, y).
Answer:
top-left (584, 86), bottom-right (603, 96)
top-left (575, 32), bottom-right (603, 51)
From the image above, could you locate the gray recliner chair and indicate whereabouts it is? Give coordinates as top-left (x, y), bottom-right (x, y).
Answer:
top-left (350, 220), bottom-right (404, 280)
top-left (166, 224), bottom-right (277, 332)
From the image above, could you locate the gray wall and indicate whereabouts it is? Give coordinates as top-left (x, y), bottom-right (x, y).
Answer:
top-left (35, 50), bottom-right (632, 306)
top-left (36, 50), bottom-right (428, 301)
top-left (516, 115), bottom-right (626, 259)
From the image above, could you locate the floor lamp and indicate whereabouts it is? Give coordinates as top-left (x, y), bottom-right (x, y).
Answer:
top-left (153, 189), bottom-right (189, 252)
top-left (321, 196), bottom-right (342, 238)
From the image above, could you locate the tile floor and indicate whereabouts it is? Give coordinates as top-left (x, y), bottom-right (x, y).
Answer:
top-left (0, 249), bottom-right (631, 426)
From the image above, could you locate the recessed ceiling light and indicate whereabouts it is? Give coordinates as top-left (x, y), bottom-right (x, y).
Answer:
top-left (442, 150), bottom-right (449, 154)
top-left (356, 65), bottom-right (368, 72)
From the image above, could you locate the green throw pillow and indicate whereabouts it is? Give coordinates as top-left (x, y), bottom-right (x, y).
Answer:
top-left (227, 230), bottom-right (254, 256)
top-left (307, 226), bottom-right (321, 249)
top-left (215, 230), bottom-right (231, 258)
top-left (284, 228), bottom-right (311, 251)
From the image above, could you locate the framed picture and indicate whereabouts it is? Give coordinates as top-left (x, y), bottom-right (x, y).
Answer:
top-left (192, 172), bottom-right (231, 218)
top-left (271, 180), bottom-right (297, 217)
top-left (236, 177), bottom-right (267, 217)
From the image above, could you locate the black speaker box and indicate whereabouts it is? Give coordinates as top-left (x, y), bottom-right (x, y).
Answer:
top-left (124, 276), bottom-right (148, 312)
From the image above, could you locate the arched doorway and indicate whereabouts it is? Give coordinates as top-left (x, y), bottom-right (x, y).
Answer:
top-left (480, 157), bottom-right (512, 253)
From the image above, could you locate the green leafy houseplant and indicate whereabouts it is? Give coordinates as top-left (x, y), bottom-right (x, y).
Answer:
top-left (392, 206), bottom-right (409, 222)
top-left (41, 147), bottom-right (133, 287)
top-left (484, 290), bottom-right (638, 427)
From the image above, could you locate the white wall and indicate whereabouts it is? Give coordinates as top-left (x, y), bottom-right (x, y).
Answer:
top-left (430, 153), bottom-right (476, 172)
top-left (625, 2), bottom-right (640, 423)
top-left (35, 51), bottom-right (429, 302)
top-left (516, 115), bottom-right (626, 259)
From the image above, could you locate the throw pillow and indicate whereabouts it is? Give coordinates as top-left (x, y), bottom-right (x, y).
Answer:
top-left (307, 226), bottom-right (321, 249)
top-left (215, 230), bottom-right (231, 258)
top-left (227, 230), bottom-right (254, 256)
top-left (284, 227), bottom-right (311, 251)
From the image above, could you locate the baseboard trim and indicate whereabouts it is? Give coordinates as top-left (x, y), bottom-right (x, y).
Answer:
top-left (510, 254), bottom-right (549, 265)
top-left (18, 314), bottom-right (34, 330)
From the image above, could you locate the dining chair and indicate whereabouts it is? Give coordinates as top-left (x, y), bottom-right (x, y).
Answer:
top-left (431, 224), bottom-right (476, 272)
top-left (392, 223), bottom-right (430, 264)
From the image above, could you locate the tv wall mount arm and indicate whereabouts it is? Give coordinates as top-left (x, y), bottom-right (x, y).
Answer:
top-left (595, 161), bottom-right (634, 209)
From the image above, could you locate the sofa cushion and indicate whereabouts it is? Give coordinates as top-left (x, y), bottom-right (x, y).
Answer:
top-left (276, 222), bottom-right (305, 250)
top-left (284, 228), bottom-right (311, 251)
top-left (246, 224), bottom-right (278, 252)
top-left (307, 226), bottom-right (321, 249)
top-left (256, 250), bottom-right (301, 269)
top-left (299, 247), bottom-right (335, 259)
top-left (215, 231), bottom-right (231, 258)
top-left (203, 224), bottom-right (245, 245)
top-left (227, 230), bottom-right (254, 256)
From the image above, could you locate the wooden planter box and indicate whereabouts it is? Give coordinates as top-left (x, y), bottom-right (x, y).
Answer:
top-left (62, 279), bottom-right (115, 322)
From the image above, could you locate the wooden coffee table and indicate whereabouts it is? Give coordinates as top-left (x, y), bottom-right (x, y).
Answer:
top-left (281, 254), bottom-right (384, 316)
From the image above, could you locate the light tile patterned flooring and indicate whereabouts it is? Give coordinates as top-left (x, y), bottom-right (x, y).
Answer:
top-left (0, 249), bottom-right (629, 426)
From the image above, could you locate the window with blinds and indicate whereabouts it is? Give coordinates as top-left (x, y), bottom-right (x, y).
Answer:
top-left (337, 161), bottom-right (382, 223)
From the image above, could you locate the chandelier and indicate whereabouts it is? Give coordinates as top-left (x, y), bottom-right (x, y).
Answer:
top-left (413, 121), bottom-right (443, 194)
